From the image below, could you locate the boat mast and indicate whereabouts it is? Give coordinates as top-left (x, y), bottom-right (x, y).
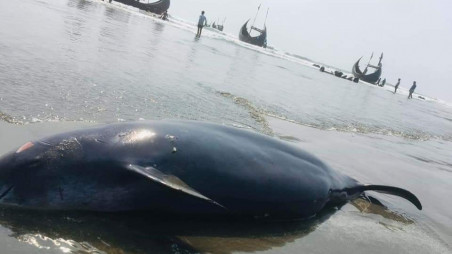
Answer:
top-left (364, 52), bottom-right (373, 73)
top-left (378, 53), bottom-right (384, 66)
top-left (366, 52), bottom-right (374, 67)
top-left (264, 8), bottom-right (269, 26)
top-left (250, 4), bottom-right (261, 33)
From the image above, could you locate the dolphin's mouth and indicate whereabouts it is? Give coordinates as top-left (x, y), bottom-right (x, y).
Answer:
top-left (0, 185), bottom-right (14, 200)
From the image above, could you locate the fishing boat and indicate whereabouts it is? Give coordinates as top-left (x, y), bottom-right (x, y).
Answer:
top-left (217, 18), bottom-right (226, 31)
top-left (212, 18), bottom-right (226, 32)
top-left (113, 0), bottom-right (170, 14)
top-left (239, 20), bottom-right (267, 47)
top-left (352, 53), bottom-right (383, 84)
top-left (239, 6), bottom-right (268, 48)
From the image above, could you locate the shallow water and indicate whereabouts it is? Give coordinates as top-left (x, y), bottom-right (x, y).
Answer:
top-left (0, 0), bottom-right (451, 253)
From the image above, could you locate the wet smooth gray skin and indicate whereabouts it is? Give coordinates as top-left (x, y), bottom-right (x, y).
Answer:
top-left (0, 120), bottom-right (421, 220)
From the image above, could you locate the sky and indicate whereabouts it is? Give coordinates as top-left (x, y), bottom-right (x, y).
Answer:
top-left (171, 0), bottom-right (452, 102)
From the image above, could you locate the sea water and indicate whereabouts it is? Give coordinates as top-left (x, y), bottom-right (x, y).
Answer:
top-left (0, 0), bottom-right (451, 253)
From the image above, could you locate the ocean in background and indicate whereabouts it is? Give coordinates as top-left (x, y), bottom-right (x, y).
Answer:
top-left (0, 0), bottom-right (451, 253)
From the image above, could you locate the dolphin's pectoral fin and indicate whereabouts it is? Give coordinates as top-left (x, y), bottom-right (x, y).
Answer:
top-left (127, 164), bottom-right (226, 209)
top-left (346, 185), bottom-right (422, 210)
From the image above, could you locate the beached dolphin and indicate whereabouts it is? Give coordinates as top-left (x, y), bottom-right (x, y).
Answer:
top-left (0, 121), bottom-right (421, 219)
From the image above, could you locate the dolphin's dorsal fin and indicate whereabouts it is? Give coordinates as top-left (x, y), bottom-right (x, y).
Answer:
top-left (346, 185), bottom-right (422, 210)
top-left (127, 164), bottom-right (225, 209)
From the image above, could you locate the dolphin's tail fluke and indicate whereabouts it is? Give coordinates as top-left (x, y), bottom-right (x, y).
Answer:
top-left (346, 185), bottom-right (422, 210)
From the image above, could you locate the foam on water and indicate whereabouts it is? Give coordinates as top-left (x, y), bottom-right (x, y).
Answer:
top-left (0, 112), bottom-right (18, 124)
top-left (216, 90), bottom-right (447, 141)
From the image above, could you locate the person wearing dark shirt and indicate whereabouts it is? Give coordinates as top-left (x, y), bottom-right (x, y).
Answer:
top-left (394, 78), bottom-right (401, 93)
top-left (408, 81), bottom-right (417, 99)
top-left (161, 10), bottom-right (168, 20)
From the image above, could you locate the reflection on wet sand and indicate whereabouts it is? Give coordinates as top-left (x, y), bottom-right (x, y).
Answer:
top-left (0, 197), bottom-right (417, 254)
top-left (0, 209), bottom-right (195, 253)
top-left (178, 235), bottom-right (299, 254)
top-left (0, 208), bottom-right (337, 254)
top-left (104, 3), bottom-right (131, 24)
top-left (67, 0), bottom-right (94, 12)
top-left (351, 196), bottom-right (414, 224)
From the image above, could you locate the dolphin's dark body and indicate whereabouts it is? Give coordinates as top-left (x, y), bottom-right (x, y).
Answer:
top-left (0, 121), bottom-right (421, 220)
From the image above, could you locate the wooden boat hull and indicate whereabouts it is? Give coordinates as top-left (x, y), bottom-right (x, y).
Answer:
top-left (114, 0), bottom-right (170, 14)
top-left (239, 20), bottom-right (267, 48)
top-left (352, 58), bottom-right (382, 84)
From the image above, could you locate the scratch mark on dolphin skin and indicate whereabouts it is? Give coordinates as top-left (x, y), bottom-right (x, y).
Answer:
top-left (94, 138), bottom-right (107, 144)
top-left (38, 141), bottom-right (52, 146)
top-left (0, 185), bottom-right (14, 200)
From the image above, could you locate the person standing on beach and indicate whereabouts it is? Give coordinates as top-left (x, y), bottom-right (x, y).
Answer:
top-left (196, 11), bottom-right (207, 37)
top-left (394, 78), bottom-right (401, 93)
top-left (408, 81), bottom-right (417, 99)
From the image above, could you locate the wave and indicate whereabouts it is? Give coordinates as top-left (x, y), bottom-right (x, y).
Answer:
top-left (0, 111), bottom-right (98, 126)
top-left (217, 92), bottom-right (273, 136)
top-left (265, 112), bottom-right (451, 142)
top-left (0, 111), bottom-right (23, 125)
top-left (2, 87), bottom-right (450, 142)
top-left (216, 91), bottom-right (451, 142)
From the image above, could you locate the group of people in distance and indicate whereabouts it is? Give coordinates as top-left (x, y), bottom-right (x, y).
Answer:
top-left (195, 11), bottom-right (420, 100)
top-left (394, 79), bottom-right (417, 99)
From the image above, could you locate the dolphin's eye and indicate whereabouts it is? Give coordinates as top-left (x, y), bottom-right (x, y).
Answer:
top-left (16, 142), bottom-right (34, 153)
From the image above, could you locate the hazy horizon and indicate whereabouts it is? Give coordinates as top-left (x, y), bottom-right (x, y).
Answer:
top-left (171, 0), bottom-right (452, 102)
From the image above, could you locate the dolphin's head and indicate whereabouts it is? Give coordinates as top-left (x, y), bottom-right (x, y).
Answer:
top-left (0, 127), bottom-right (163, 210)
top-left (0, 141), bottom-right (44, 206)
top-left (0, 152), bottom-right (16, 203)
top-left (0, 136), bottom-right (86, 208)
